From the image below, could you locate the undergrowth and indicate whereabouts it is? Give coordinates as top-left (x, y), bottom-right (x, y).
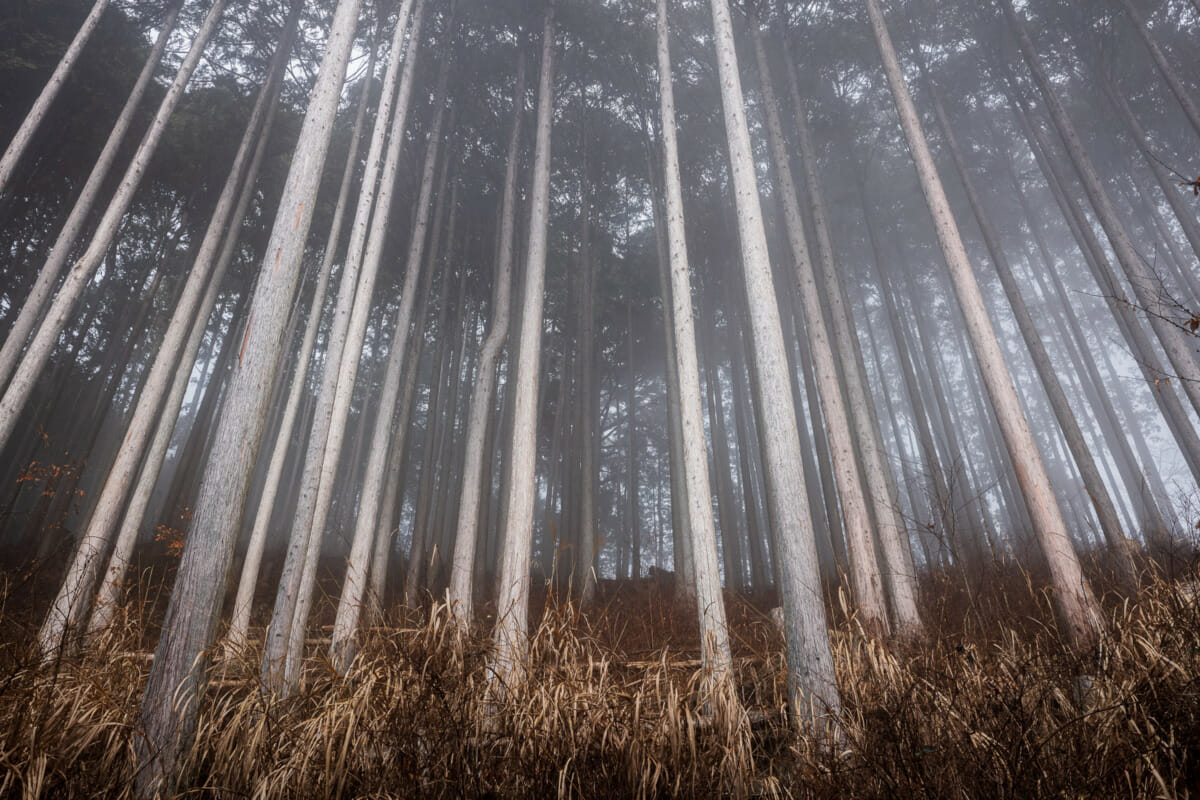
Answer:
top-left (0, 558), bottom-right (1196, 798)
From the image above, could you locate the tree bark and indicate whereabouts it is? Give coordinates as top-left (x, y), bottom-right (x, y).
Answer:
top-left (260, 0), bottom-right (426, 695)
top-left (446, 53), bottom-right (525, 628)
top-left (708, 0), bottom-right (839, 726)
top-left (490, 1), bottom-right (556, 698)
top-left (132, 0), bottom-right (365, 791)
top-left (865, 0), bottom-right (1101, 651)
top-left (921, 74), bottom-right (1134, 583)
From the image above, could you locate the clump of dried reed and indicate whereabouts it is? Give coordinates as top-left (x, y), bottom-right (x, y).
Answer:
top-left (0, 560), bottom-right (1196, 798)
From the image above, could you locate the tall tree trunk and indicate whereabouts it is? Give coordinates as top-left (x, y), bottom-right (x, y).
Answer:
top-left (224, 37), bottom-right (375, 652)
top-left (865, 0), bottom-right (1101, 651)
top-left (771, 28), bottom-right (921, 634)
top-left (0, 1), bottom-right (183, 395)
top-left (1102, 76), bottom-right (1200, 272)
top-left (626, 301), bottom-right (641, 580)
top-left (707, 0), bottom-right (839, 726)
top-left (261, 0), bottom-right (427, 695)
top-left (656, 0), bottom-right (733, 678)
top-left (1005, 81), bottom-right (1200, 482)
top-left (921, 75), bottom-right (1135, 584)
top-left (490, 1), bottom-right (556, 698)
top-left (133, 0), bottom-right (365, 792)
top-left (0, 0), bottom-right (111, 195)
top-left (749, 21), bottom-right (890, 638)
top-left (446, 53), bottom-right (525, 627)
top-left (575, 145), bottom-right (598, 606)
top-left (0, 0), bottom-right (230, 454)
top-left (650, 193), bottom-right (697, 604)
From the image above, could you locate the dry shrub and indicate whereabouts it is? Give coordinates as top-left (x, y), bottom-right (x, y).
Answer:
top-left (0, 563), bottom-right (1195, 798)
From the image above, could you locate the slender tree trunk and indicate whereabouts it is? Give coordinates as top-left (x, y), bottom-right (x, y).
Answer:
top-left (0, 1), bottom-right (182, 395)
top-left (1006, 82), bottom-right (1200, 482)
top-left (224, 40), bottom-right (374, 652)
top-left (865, 0), bottom-right (1101, 650)
top-left (490, 2), bottom-right (556, 697)
top-left (1102, 77), bottom-right (1200, 273)
top-left (708, 0), bottom-right (839, 725)
top-left (0, 0), bottom-right (230, 454)
top-left (650, 193), bottom-right (696, 603)
top-left (767, 28), bottom-right (921, 634)
top-left (0, 0), bottom-right (111, 195)
top-left (261, 0), bottom-right (426, 695)
top-left (626, 302), bottom-right (641, 580)
top-left (446, 53), bottom-right (525, 627)
top-left (1000, 0), bottom-right (1200, 420)
top-left (132, 1), bottom-right (365, 791)
top-left (39, 0), bottom-right (267, 660)
top-left (922, 76), bottom-right (1134, 583)
top-left (575, 148), bottom-right (598, 606)
top-left (656, 0), bottom-right (732, 678)
top-left (750, 21), bottom-right (889, 638)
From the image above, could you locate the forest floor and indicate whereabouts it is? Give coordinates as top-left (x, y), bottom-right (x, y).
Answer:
top-left (0, 545), bottom-right (1197, 798)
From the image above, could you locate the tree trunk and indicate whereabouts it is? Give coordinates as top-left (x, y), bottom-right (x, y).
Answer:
top-left (1000, 0), bottom-right (1200, 420)
top-left (921, 75), bottom-right (1135, 584)
top-left (446, 53), bottom-right (525, 627)
top-left (708, 0), bottom-right (839, 726)
top-left (749, 21), bottom-right (890, 638)
top-left (0, 0), bottom-right (111, 195)
top-left (224, 35), bottom-right (375, 652)
top-left (133, 0), bottom-right (365, 791)
top-left (261, 0), bottom-right (426, 695)
top-left (1116, 0), bottom-right (1200, 140)
top-left (490, 1), bottom-right (556, 698)
top-left (865, 0), bottom-right (1101, 651)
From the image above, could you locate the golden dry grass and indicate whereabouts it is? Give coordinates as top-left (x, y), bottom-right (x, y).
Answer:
top-left (0, 558), bottom-right (1196, 798)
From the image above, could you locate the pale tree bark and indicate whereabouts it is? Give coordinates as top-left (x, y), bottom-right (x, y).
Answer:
top-left (0, 1), bottom-right (183, 395)
top-left (626, 303), bottom-right (641, 580)
top-left (1116, 0), bottom-right (1200, 141)
top-left (84, 10), bottom-right (302, 642)
top-left (327, 69), bottom-right (452, 669)
top-left (649, 192), bottom-right (697, 603)
top-left (133, 0), bottom-right (365, 792)
top-left (770, 28), bottom-right (921, 634)
top-left (0, 0), bottom-right (111, 195)
top-left (921, 76), bottom-right (1135, 583)
top-left (367, 160), bottom-right (449, 620)
top-left (490, 0), bottom-right (556, 697)
top-left (261, 0), bottom-right (426, 695)
top-left (0, 0), bottom-right (230, 455)
top-left (708, 0), bottom-right (839, 726)
top-left (865, 0), bottom-right (1101, 651)
top-left (60, 1), bottom-right (301, 651)
top-left (749, 22), bottom-right (889, 638)
top-left (656, 0), bottom-right (732, 680)
top-left (1000, 0), bottom-right (1200, 420)
top-left (224, 37), bottom-right (376, 652)
top-left (447, 52), bottom-right (525, 628)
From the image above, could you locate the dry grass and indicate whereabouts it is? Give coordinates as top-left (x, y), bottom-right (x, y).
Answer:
top-left (0, 557), bottom-right (1196, 799)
